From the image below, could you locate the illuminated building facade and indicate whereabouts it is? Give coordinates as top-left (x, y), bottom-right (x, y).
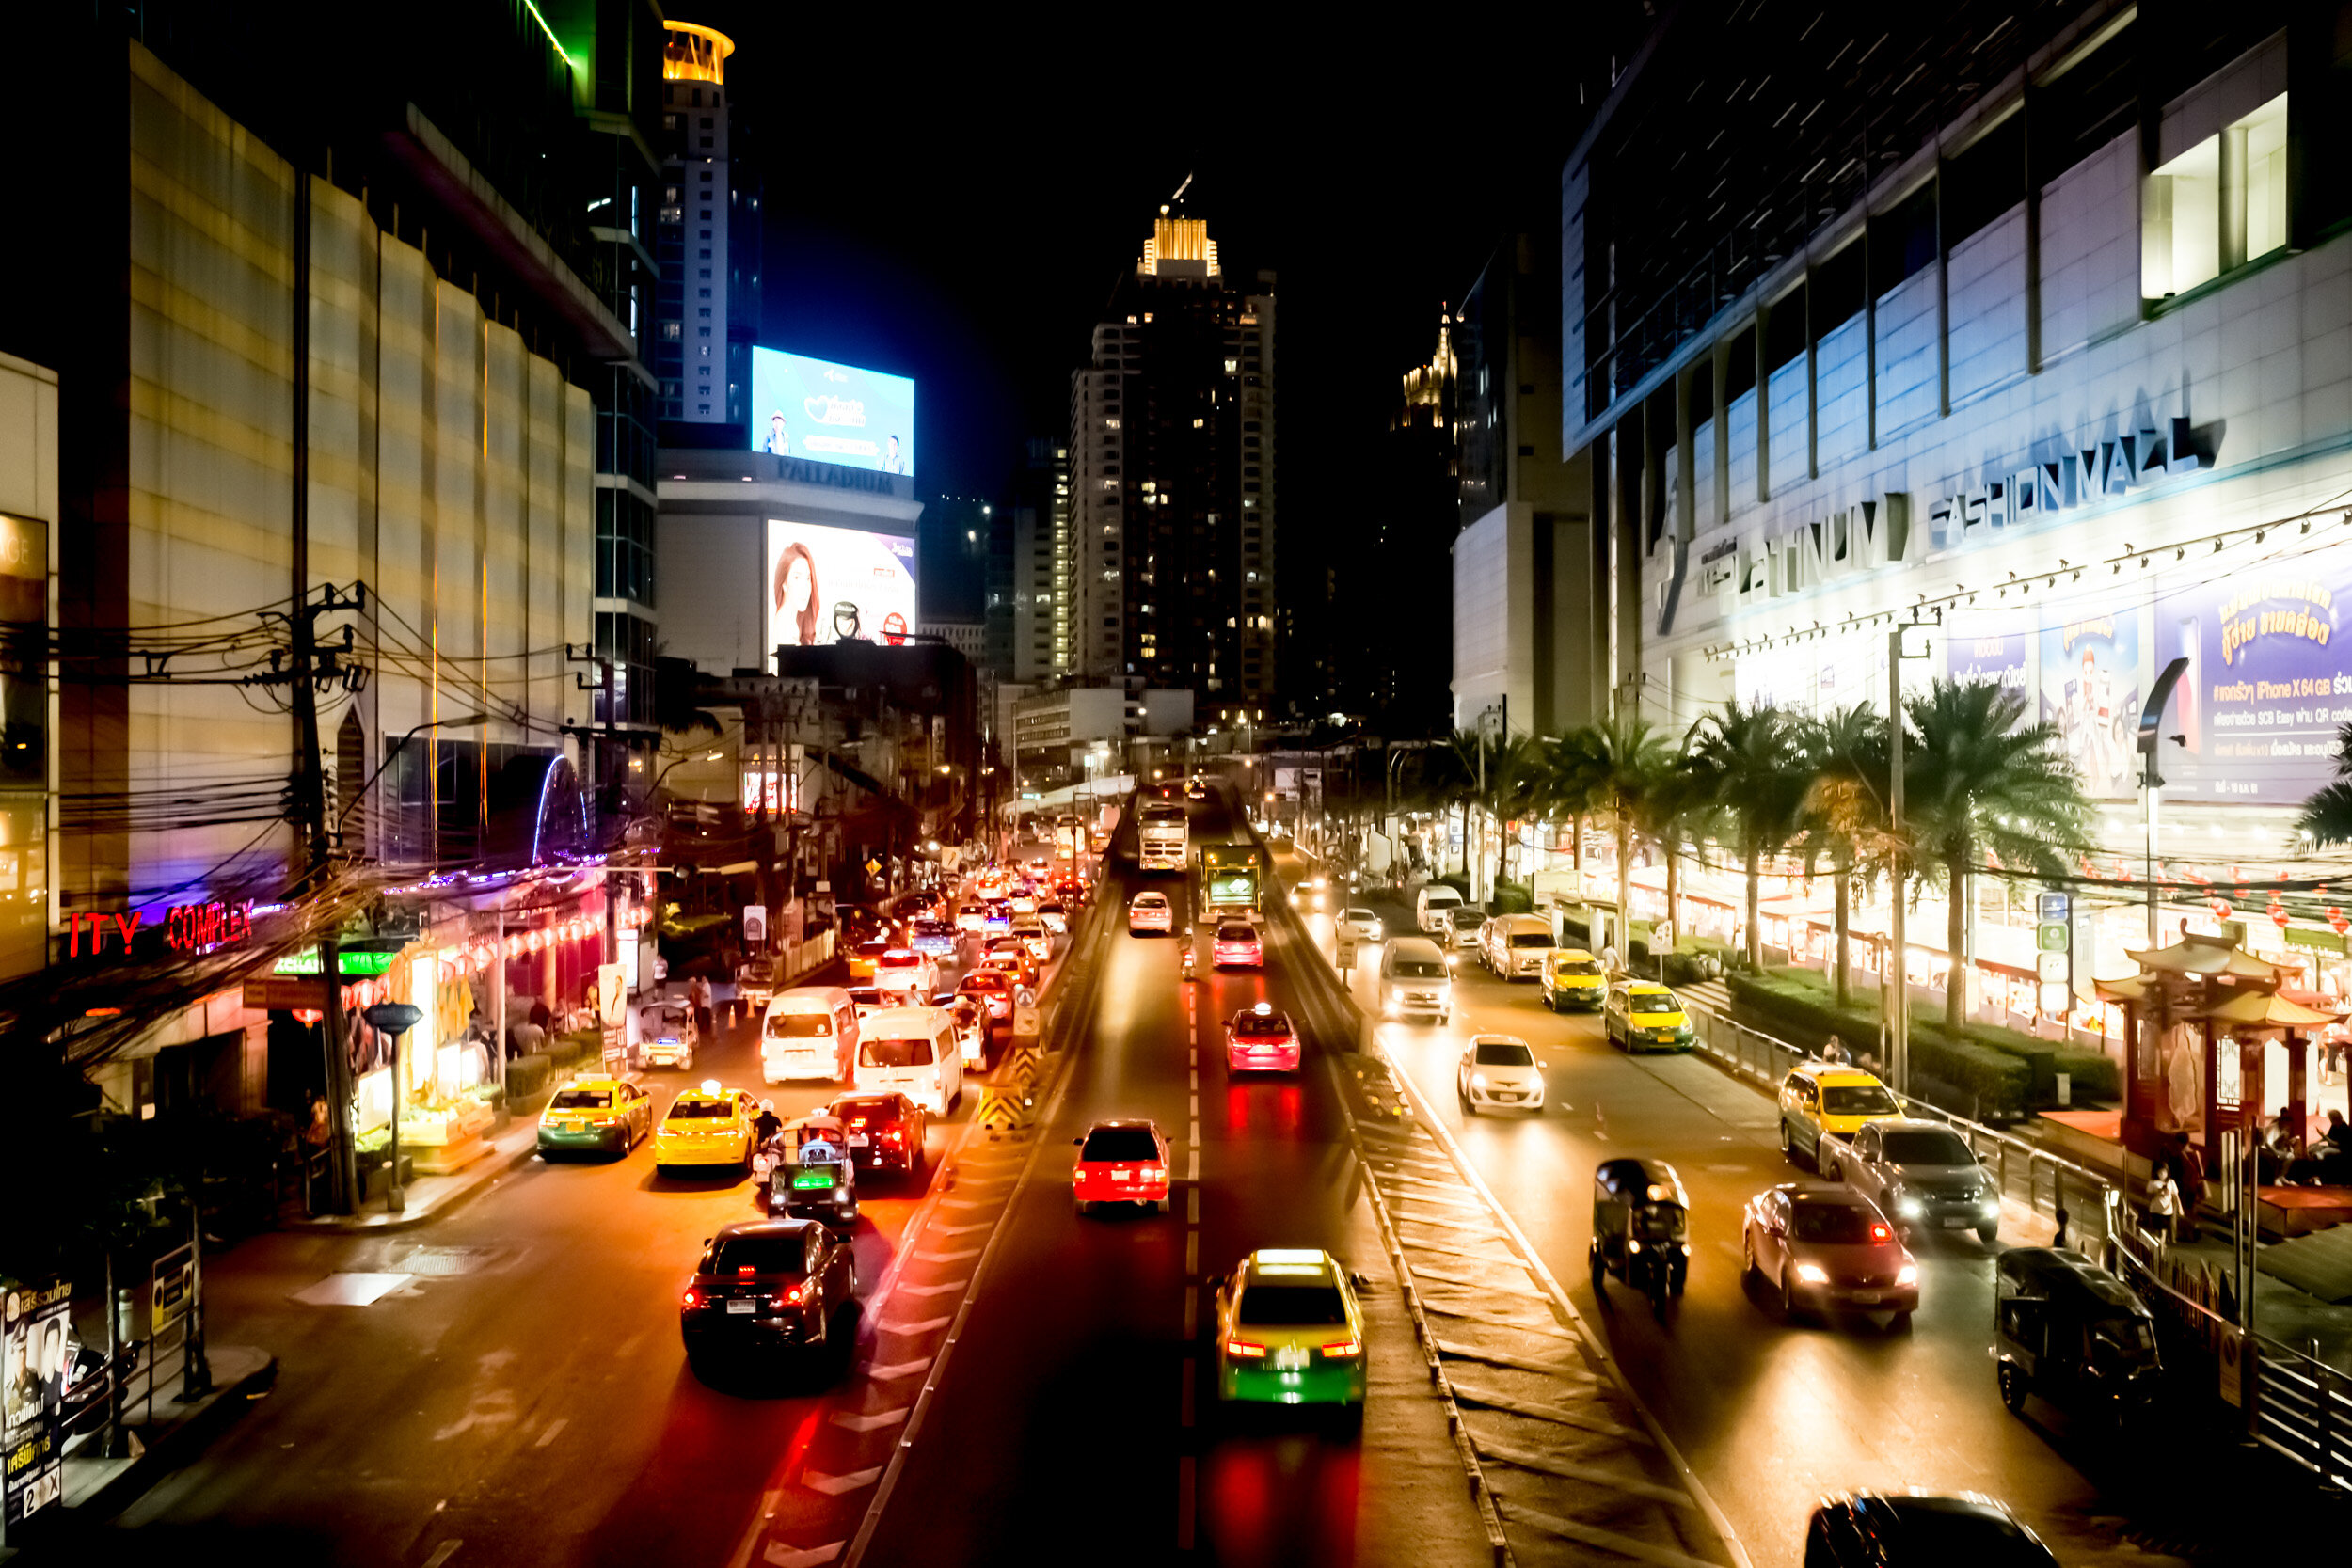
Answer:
top-left (654, 22), bottom-right (763, 431)
top-left (1070, 206), bottom-right (1278, 723)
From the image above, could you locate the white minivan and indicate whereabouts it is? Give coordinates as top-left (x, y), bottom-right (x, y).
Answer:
top-left (1381, 937), bottom-right (1454, 1023)
top-left (1416, 884), bottom-right (1464, 937)
top-left (761, 986), bottom-right (861, 1085)
top-left (856, 1005), bottom-right (964, 1117)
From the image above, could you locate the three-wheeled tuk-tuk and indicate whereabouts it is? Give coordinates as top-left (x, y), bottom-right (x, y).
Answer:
top-left (1994, 1247), bottom-right (2161, 1423)
top-left (759, 1116), bottom-right (861, 1229)
top-left (1590, 1158), bottom-right (1690, 1319)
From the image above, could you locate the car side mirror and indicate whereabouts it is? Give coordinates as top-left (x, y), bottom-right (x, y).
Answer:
top-left (1349, 1271), bottom-right (1372, 1291)
top-left (1073, 1137), bottom-right (1085, 1147)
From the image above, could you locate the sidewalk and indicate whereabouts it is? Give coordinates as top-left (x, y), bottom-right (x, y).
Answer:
top-left (294, 1114), bottom-right (543, 1234)
top-left (0, 1344), bottom-right (277, 1555)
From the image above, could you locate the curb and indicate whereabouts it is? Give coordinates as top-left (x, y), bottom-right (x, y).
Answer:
top-left (291, 1135), bottom-right (544, 1236)
top-left (70, 1351), bottom-right (279, 1522)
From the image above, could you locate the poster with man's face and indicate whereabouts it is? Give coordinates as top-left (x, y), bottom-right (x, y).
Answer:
top-left (3, 1280), bottom-right (71, 1525)
top-left (766, 521), bottom-right (917, 654)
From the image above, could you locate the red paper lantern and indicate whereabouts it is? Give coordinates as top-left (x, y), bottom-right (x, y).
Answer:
top-left (2329, 906), bottom-right (2347, 936)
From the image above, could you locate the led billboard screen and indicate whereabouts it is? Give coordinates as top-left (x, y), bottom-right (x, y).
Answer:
top-left (750, 349), bottom-right (915, 477)
top-left (768, 520), bottom-right (917, 651)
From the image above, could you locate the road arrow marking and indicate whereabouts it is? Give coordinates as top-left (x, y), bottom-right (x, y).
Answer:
top-left (801, 1466), bottom-right (883, 1497)
top-left (879, 1314), bottom-right (952, 1335)
top-left (866, 1359), bottom-right (931, 1381)
top-left (894, 1280), bottom-right (968, 1297)
top-left (830, 1406), bottom-right (910, 1433)
top-left (912, 1247), bottom-right (981, 1262)
top-left (762, 1542), bottom-right (844, 1568)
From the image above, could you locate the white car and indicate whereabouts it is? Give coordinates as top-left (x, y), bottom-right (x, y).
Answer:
top-left (1456, 1036), bottom-right (1547, 1115)
top-left (1339, 908), bottom-right (1384, 943)
top-left (872, 948), bottom-right (941, 1000)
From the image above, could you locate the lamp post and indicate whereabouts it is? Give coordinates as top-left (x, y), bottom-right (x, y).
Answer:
top-left (363, 1001), bottom-right (425, 1212)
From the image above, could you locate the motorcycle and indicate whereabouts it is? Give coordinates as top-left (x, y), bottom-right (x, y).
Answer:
top-left (1590, 1157), bottom-right (1690, 1323)
top-left (1182, 946), bottom-right (1198, 983)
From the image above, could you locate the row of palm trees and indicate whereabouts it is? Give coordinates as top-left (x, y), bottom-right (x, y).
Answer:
top-left (1406, 680), bottom-right (2096, 1031)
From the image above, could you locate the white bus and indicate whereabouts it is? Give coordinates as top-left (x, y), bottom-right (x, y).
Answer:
top-left (1137, 801), bottom-right (1188, 873)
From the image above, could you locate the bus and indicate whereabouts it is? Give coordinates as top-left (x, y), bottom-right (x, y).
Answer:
top-left (1137, 801), bottom-right (1188, 873)
top-left (1200, 843), bottom-right (1265, 918)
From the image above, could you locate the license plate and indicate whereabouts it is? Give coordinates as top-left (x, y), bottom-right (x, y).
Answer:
top-left (1944, 1216), bottom-right (1975, 1228)
top-left (725, 1299), bottom-right (755, 1315)
top-left (1271, 1346), bottom-right (1309, 1370)
top-left (1851, 1291), bottom-right (1882, 1306)
top-left (848, 1133), bottom-right (870, 1148)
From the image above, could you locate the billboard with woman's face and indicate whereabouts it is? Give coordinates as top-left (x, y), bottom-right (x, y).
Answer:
top-left (767, 520), bottom-right (917, 653)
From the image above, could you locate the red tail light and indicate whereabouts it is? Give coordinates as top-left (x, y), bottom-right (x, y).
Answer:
top-left (782, 1283), bottom-right (805, 1306)
top-left (681, 1289), bottom-right (700, 1307)
top-left (1225, 1339), bottom-right (1266, 1358)
top-left (1869, 1223), bottom-right (1892, 1244)
top-left (1320, 1338), bottom-right (1361, 1357)
top-left (1138, 1165), bottom-right (1166, 1181)
top-left (738, 1264), bottom-right (756, 1275)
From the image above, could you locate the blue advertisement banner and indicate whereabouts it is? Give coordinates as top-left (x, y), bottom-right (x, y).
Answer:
top-left (2156, 562), bottom-right (2352, 802)
top-left (749, 349), bottom-right (915, 478)
top-left (1948, 625), bottom-right (2030, 713)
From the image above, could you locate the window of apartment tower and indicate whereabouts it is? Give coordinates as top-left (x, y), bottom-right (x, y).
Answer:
top-left (2144, 92), bottom-right (2287, 301)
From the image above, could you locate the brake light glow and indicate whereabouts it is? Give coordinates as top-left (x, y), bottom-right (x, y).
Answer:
top-left (1320, 1338), bottom-right (1361, 1357)
top-left (682, 1289), bottom-right (700, 1307)
top-left (1869, 1223), bottom-right (1892, 1244)
top-left (737, 1265), bottom-right (756, 1275)
top-left (1225, 1339), bottom-right (1266, 1358)
top-left (1138, 1166), bottom-right (1166, 1181)
top-left (782, 1283), bottom-right (805, 1306)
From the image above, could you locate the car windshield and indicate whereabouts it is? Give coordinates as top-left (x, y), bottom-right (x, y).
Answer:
top-left (1508, 932), bottom-right (1552, 948)
top-left (962, 974), bottom-right (1008, 992)
top-left (1237, 1284), bottom-right (1348, 1326)
top-left (1823, 1083), bottom-right (1900, 1117)
top-left (768, 1012), bottom-right (832, 1037)
top-left (1474, 1041), bottom-right (1534, 1067)
top-left (1081, 1127), bottom-right (1160, 1162)
top-left (862, 1037), bottom-right (936, 1068)
top-left (669, 1097), bottom-right (731, 1121)
top-left (1553, 958), bottom-right (1603, 975)
top-left (1345, 909), bottom-right (1375, 921)
top-left (1391, 959), bottom-right (1446, 979)
top-left (1791, 1203), bottom-right (1883, 1243)
top-left (1217, 927), bottom-right (1256, 942)
top-left (1449, 910), bottom-right (1484, 928)
top-left (1234, 1013), bottom-right (1291, 1037)
top-left (878, 953), bottom-right (921, 968)
top-left (705, 1236), bottom-right (806, 1276)
top-left (549, 1089), bottom-right (612, 1110)
top-left (856, 942), bottom-right (889, 957)
top-left (1882, 1130), bottom-right (1975, 1164)
top-left (1133, 896), bottom-right (1166, 910)
top-left (1629, 990), bottom-right (1681, 1013)
top-left (2091, 1316), bottom-right (2157, 1366)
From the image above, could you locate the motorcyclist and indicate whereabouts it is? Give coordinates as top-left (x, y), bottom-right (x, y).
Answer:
top-left (751, 1099), bottom-right (783, 1148)
top-left (1182, 944), bottom-right (1197, 982)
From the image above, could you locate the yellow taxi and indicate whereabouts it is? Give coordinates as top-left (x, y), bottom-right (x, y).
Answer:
top-left (1214, 1248), bottom-right (1368, 1423)
top-left (1603, 982), bottom-right (1695, 1053)
top-left (535, 1077), bottom-right (653, 1159)
top-left (653, 1081), bottom-right (761, 1176)
top-left (1777, 1064), bottom-right (1903, 1169)
top-left (847, 940), bottom-right (891, 982)
top-left (1540, 949), bottom-right (1607, 1012)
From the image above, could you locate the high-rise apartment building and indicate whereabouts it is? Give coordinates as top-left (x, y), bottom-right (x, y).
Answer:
top-left (1000, 438), bottom-right (1069, 683)
top-left (653, 22), bottom-right (763, 430)
top-left (1070, 208), bottom-right (1276, 723)
top-left (1342, 309), bottom-right (1458, 727)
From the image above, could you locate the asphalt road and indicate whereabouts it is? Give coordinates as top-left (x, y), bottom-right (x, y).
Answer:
top-left (1315, 867), bottom-right (2237, 1568)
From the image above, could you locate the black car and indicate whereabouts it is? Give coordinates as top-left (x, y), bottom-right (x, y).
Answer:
top-left (829, 1092), bottom-right (929, 1178)
top-left (1804, 1493), bottom-right (2058, 1567)
top-left (680, 1220), bottom-right (858, 1372)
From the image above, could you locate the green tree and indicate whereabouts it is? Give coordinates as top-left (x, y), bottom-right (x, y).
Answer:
top-left (2296, 721), bottom-right (2352, 846)
top-left (1795, 704), bottom-right (1890, 1007)
top-left (1575, 713), bottom-right (1677, 961)
top-left (1902, 678), bottom-right (2092, 1032)
top-left (1687, 700), bottom-right (1806, 969)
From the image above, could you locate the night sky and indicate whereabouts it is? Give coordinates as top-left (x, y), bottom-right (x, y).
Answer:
top-left (696, 8), bottom-right (1642, 522)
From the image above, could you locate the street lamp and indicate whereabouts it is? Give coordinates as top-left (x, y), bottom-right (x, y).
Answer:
top-left (334, 712), bottom-right (491, 845)
top-left (363, 1001), bottom-right (425, 1213)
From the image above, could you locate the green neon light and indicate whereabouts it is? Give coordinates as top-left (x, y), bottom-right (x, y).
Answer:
top-left (522, 0), bottom-right (574, 68)
top-left (274, 949), bottom-right (400, 976)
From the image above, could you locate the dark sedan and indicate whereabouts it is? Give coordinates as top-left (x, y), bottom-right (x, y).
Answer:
top-left (829, 1091), bottom-right (929, 1179)
top-left (680, 1219), bottom-right (858, 1375)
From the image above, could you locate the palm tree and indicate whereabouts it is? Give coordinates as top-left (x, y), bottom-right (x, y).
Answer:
top-left (1796, 704), bottom-right (1890, 1007)
top-left (2296, 721), bottom-right (2352, 846)
top-left (1687, 700), bottom-right (1805, 969)
top-left (1577, 713), bottom-right (1677, 961)
top-left (1902, 678), bottom-right (2092, 1032)
top-left (1483, 733), bottom-right (1548, 895)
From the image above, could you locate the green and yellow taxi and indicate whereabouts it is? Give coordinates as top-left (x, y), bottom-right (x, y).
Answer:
top-left (536, 1077), bottom-right (653, 1158)
top-left (653, 1081), bottom-right (760, 1175)
top-left (1540, 949), bottom-right (1608, 1011)
top-left (1604, 982), bottom-right (1696, 1053)
top-left (1777, 1065), bottom-right (1904, 1168)
top-left (1214, 1248), bottom-right (1368, 1419)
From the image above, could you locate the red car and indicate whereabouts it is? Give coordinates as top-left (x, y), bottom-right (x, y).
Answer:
top-left (1073, 1118), bottom-right (1171, 1215)
top-left (957, 969), bottom-right (1014, 1024)
top-left (1213, 922), bottom-right (1263, 968)
top-left (1226, 1004), bottom-right (1300, 1072)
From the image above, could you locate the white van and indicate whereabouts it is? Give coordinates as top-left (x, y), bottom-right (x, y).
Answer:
top-left (1416, 884), bottom-right (1464, 937)
top-left (760, 986), bottom-right (861, 1085)
top-left (1380, 937), bottom-right (1454, 1023)
top-left (856, 1005), bottom-right (964, 1117)
top-left (1481, 913), bottom-right (1556, 979)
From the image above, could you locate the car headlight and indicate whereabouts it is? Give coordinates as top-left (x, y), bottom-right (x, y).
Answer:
top-left (1794, 1263), bottom-right (1829, 1284)
top-left (1896, 1196), bottom-right (1923, 1216)
top-left (1896, 1263), bottom-right (1918, 1286)
top-left (1980, 1197), bottom-right (2001, 1214)
top-left (1470, 1074), bottom-right (1488, 1089)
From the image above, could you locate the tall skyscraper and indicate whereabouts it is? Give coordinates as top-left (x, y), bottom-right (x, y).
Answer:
top-left (1001, 438), bottom-right (1070, 683)
top-left (654, 22), bottom-right (764, 429)
top-left (1069, 205), bottom-right (1276, 724)
top-left (1341, 309), bottom-right (1457, 726)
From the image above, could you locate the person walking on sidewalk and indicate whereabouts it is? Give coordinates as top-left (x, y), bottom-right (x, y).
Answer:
top-left (2145, 1163), bottom-right (2181, 1246)
top-left (688, 973), bottom-right (714, 1041)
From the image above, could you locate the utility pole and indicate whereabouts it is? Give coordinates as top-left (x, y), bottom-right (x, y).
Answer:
top-left (1885, 620), bottom-right (1933, 1098)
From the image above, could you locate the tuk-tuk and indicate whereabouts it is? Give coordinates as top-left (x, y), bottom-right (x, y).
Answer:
top-left (1994, 1247), bottom-right (2161, 1423)
top-left (1590, 1158), bottom-right (1690, 1318)
top-left (760, 1117), bottom-right (861, 1229)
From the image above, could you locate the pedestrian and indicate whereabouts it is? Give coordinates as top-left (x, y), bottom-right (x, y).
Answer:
top-left (508, 1012), bottom-right (548, 1060)
top-left (1819, 1034), bottom-right (1851, 1065)
top-left (689, 972), bottom-right (714, 1040)
top-left (529, 996), bottom-right (553, 1034)
top-left (2145, 1161), bottom-right (2181, 1245)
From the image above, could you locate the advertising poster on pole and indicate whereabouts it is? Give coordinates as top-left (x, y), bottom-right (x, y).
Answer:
top-left (2151, 561), bottom-right (2352, 803)
top-left (2, 1278), bottom-right (70, 1528)
top-left (2040, 607), bottom-right (2147, 799)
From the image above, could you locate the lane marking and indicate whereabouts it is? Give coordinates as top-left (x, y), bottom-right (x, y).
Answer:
top-left (1186, 1187), bottom-right (1199, 1223)
top-left (1187, 1118), bottom-right (1199, 1145)
top-left (866, 1359), bottom-right (930, 1382)
top-left (1183, 1286), bottom-right (1198, 1339)
top-left (1184, 1230), bottom-right (1197, 1273)
top-left (532, 1417), bottom-right (566, 1449)
top-left (1186, 1148), bottom-right (1199, 1180)
top-left (877, 1314), bottom-right (953, 1336)
top-left (1179, 1357), bottom-right (1196, 1427)
top-left (423, 1544), bottom-right (461, 1568)
top-left (830, 1406), bottom-right (910, 1433)
top-left (911, 1247), bottom-right (982, 1262)
top-left (723, 1491), bottom-right (785, 1568)
top-left (1177, 1455), bottom-right (1196, 1551)
top-left (802, 1466), bottom-right (884, 1497)
top-left (1188, 1069), bottom-right (1198, 1091)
